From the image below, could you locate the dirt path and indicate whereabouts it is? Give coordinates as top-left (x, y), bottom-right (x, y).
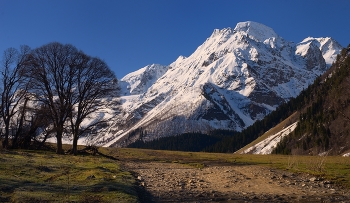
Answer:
top-left (123, 161), bottom-right (350, 203)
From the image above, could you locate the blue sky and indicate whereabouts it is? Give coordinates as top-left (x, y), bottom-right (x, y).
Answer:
top-left (1, 0), bottom-right (349, 79)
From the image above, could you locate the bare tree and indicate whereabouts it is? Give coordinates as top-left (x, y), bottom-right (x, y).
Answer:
top-left (25, 42), bottom-right (120, 154)
top-left (25, 43), bottom-right (79, 154)
top-left (10, 94), bottom-right (30, 148)
top-left (69, 54), bottom-right (120, 155)
top-left (0, 46), bottom-right (31, 149)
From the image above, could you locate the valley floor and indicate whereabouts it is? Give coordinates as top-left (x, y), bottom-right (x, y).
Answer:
top-left (123, 161), bottom-right (350, 203)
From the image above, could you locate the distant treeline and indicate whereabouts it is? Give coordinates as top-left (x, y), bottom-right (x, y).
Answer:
top-left (128, 131), bottom-right (230, 152)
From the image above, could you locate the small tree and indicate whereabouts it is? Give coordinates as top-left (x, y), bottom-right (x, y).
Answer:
top-left (0, 46), bottom-right (31, 149)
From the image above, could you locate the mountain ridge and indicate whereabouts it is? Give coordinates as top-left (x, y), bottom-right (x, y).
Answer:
top-left (101, 21), bottom-right (342, 147)
top-left (237, 46), bottom-right (350, 156)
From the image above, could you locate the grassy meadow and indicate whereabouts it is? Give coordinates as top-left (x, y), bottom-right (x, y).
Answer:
top-left (0, 147), bottom-right (138, 203)
top-left (0, 146), bottom-right (349, 202)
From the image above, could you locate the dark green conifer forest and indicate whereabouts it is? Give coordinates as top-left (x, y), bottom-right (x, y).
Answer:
top-left (273, 45), bottom-right (350, 155)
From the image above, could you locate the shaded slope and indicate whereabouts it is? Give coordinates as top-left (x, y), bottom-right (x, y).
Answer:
top-left (273, 46), bottom-right (350, 155)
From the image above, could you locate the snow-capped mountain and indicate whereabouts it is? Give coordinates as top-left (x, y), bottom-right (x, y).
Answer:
top-left (103, 21), bottom-right (342, 147)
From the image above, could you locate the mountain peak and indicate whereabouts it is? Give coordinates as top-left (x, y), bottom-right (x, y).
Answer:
top-left (297, 37), bottom-right (342, 66)
top-left (102, 21), bottom-right (343, 148)
top-left (234, 21), bottom-right (278, 42)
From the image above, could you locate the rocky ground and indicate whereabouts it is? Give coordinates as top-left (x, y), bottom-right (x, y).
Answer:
top-left (123, 161), bottom-right (350, 203)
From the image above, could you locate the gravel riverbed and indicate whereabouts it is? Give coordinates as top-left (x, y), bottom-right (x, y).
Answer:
top-left (123, 161), bottom-right (350, 203)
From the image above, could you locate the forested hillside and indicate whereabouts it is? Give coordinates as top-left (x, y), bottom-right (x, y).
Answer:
top-left (273, 45), bottom-right (350, 155)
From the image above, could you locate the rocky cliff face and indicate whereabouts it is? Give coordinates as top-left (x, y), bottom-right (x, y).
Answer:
top-left (101, 21), bottom-right (342, 147)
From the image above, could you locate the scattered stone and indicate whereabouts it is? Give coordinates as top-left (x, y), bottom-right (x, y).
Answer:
top-left (309, 177), bottom-right (317, 182)
top-left (123, 161), bottom-right (350, 202)
top-left (86, 175), bottom-right (95, 180)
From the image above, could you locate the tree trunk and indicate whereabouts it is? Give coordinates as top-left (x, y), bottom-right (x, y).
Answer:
top-left (12, 98), bottom-right (29, 149)
top-left (56, 131), bottom-right (64, 154)
top-left (11, 133), bottom-right (18, 149)
top-left (36, 129), bottom-right (48, 150)
top-left (2, 122), bottom-right (10, 149)
top-left (12, 124), bottom-right (22, 149)
top-left (2, 136), bottom-right (9, 149)
top-left (72, 134), bottom-right (78, 156)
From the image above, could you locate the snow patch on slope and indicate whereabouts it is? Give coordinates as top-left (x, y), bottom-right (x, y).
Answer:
top-left (120, 64), bottom-right (168, 95)
top-left (240, 122), bottom-right (298, 154)
top-left (343, 152), bottom-right (350, 157)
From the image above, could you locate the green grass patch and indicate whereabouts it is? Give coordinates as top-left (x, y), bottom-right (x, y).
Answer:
top-left (0, 149), bottom-right (138, 203)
